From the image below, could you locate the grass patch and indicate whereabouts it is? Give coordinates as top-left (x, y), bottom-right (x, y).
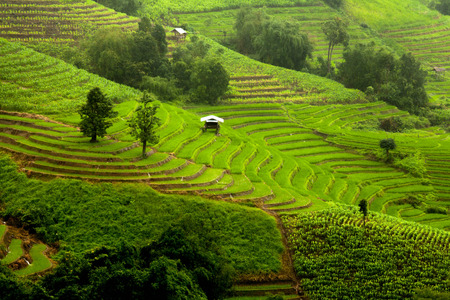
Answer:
top-left (1, 239), bottom-right (23, 265)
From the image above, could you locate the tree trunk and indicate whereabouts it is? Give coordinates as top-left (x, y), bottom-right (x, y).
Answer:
top-left (90, 134), bottom-right (97, 143)
top-left (142, 140), bottom-right (147, 157)
top-left (327, 42), bottom-right (332, 75)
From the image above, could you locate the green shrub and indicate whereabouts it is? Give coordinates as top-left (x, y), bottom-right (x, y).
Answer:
top-left (425, 206), bottom-right (448, 215)
top-left (324, 0), bottom-right (343, 9)
top-left (394, 151), bottom-right (427, 177)
top-left (140, 76), bottom-right (181, 102)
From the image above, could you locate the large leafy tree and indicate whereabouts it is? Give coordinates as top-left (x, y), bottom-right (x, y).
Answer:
top-left (190, 57), bottom-right (230, 105)
top-left (254, 19), bottom-right (313, 71)
top-left (234, 7), bottom-right (269, 55)
top-left (78, 87), bottom-right (117, 143)
top-left (171, 37), bottom-right (229, 104)
top-left (322, 17), bottom-right (349, 75)
top-left (84, 19), bottom-right (168, 87)
top-left (128, 92), bottom-right (161, 157)
top-left (234, 7), bottom-right (312, 71)
top-left (339, 43), bottom-right (428, 114)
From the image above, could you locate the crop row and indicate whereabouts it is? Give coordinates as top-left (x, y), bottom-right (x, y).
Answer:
top-left (0, 0), bottom-right (139, 43)
top-left (0, 39), bottom-right (140, 114)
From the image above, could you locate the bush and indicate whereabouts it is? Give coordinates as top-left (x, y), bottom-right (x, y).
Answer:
top-left (393, 151), bottom-right (427, 177)
top-left (425, 206), bottom-right (448, 215)
top-left (323, 0), bottom-right (343, 9)
top-left (140, 76), bottom-right (181, 102)
top-left (380, 116), bottom-right (430, 132)
top-left (339, 44), bottom-right (428, 114)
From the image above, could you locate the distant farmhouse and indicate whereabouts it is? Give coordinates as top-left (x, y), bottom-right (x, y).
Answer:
top-left (171, 28), bottom-right (187, 41)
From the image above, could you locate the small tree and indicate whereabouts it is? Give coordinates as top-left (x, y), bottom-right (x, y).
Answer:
top-left (322, 17), bottom-right (349, 75)
top-left (358, 199), bottom-right (368, 228)
top-left (128, 92), bottom-right (161, 157)
top-left (379, 138), bottom-right (396, 158)
top-left (79, 87), bottom-right (117, 143)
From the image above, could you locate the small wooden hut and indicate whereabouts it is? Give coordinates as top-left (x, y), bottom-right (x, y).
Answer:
top-left (200, 115), bottom-right (224, 135)
top-left (171, 28), bottom-right (187, 41)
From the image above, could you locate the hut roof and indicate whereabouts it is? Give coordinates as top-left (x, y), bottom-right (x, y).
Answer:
top-left (433, 66), bottom-right (446, 72)
top-left (200, 115), bottom-right (224, 123)
top-left (171, 28), bottom-right (187, 35)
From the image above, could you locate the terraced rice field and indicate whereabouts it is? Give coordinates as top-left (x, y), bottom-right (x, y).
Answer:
top-left (0, 0), bottom-right (139, 43)
top-left (187, 75), bottom-right (449, 228)
top-left (0, 222), bottom-right (53, 275)
top-left (0, 38), bottom-right (140, 113)
top-left (175, 3), bottom-right (377, 62)
top-left (0, 34), bottom-right (448, 233)
top-left (176, 2), bottom-right (450, 104)
top-left (1, 68), bottom-right (446, 229)
top-left (380, 20), bottom-right (450, 105)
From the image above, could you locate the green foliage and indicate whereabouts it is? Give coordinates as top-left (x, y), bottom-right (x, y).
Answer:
top-left (254, 19), bottom-right (313, 71)
top-left (322, 17), bottom-right (349, 75)
top-left (172, 37), bottom-right (230, 104)
top-left (283, 207), bottom-right (450, 299)
top-left (233, 7), bottom-right (313, 71)
top-left (394, 151), bottom-right (427, 178)
top-left (339, 43), bottom-right (428, 114)
top-left (96, 0), bottom-right (142, 16)
top-left (0, 265), bottom-right (31, 300)
top-left (78, 87), bottom-right (118, 143)
top-left (425, 206), bottom-right (448, 215)
top-left (424, 106), bottom-right (450, 131)
top-left (234, 7), bottom-right (270, 55)
top-left (190, 57), bottom-right (230, 105)
top-left (83, 20), bottom-right (168, 87)
top-left (323, 0), bottom-right (343, 9)
top-left (379, 138), bottom-right (396, 156)
top-left (140, 76), bottom-right (181, 102)
top-left (128, 92), bottom-right (161, 157)
top-left (0, 155), bottom-right (283, 272)
top-left (265, 293), bottom-right (284, 300)
top-left (435, 0), bottom-right (450, 14)
top-left (38, 240), bottom-right (215, 300)
top-left (380, 116), bottom-right (430, 132)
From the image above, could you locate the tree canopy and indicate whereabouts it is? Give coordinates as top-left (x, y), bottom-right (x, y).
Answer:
top-left (128, 92), bottom-right (161, 157)
top-left (322, 17), bottom-right (349, 75)
top-left (254, 19), bottom-right (312, 71)
top-left (379, 138), bottom-right (396, 157)
top-left (234, 7), bottom-right (313, 71)
top-left (339, 43), bottom-right (428, 114)
top-left (78, 87), bottom-right (117, 143)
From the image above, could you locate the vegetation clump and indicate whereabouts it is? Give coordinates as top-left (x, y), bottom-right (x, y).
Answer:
top-left (339, 43), bottom-right (428, 114)
top-left (78, 87), bottom-right (118, 143)
top-left (283, 207), bottom-right (450, 300)
top-left (128, 92), bottom-right (161, 157)
top-left (234, 7), bottom-right (313, 71)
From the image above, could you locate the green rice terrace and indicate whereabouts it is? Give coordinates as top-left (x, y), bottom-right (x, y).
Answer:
top-left (174, 0), bottom-right (450, 105)
top-left (0, 0), bottom-right (449, 299)
top-left (0, 0), bottom-right (139, 43)
top-left (0, 222), bottom-right (54, 276)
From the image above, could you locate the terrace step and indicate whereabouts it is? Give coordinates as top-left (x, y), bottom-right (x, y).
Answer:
top-left (231, 280), bottom-right (302, 298)
top-left (230, 75), bottom-right (273, 81)
top-left (0, 135), bottom-right (122, 162)
top-left (29, 158), bottom-right (190, 177)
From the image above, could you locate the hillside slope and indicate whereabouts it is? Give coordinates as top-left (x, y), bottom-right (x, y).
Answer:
top-left (174, 0), bottom-right (449, 105)
top-left (0, 37), bottom-right (448, 230)
top-left (0, 0), bottom-right (139, 43)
